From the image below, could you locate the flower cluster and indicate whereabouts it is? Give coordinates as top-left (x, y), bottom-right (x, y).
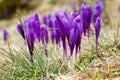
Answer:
top-left (17, 14), bottom-right (48, 61)
top-left (16, 0), bottom-right (104, 61)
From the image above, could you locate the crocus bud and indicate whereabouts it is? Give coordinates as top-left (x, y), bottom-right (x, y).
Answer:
top-left (94, 17), bottom-right (101, 55)
top-left (69, 12), bottom-right (78, 27)
top-left (69, 15), bottom-right (83, 59)
top-left (42, 15), bottom-right (53, 30)
top-left (24, 14), bottom-right (40, 42)
top-left (3, 29), bottom-right (9, 43)
top-left (17, 24), bottom-right (25, 39)
top-left (40, 24), bottom-right (49, 56)
top-left (40, 24), bottom-right (48, 45)
top-left (55, 11), bottom-right (70, 58)
top-left (81, 4), bottom-right (92, 38)
top-left (93, 0), bottom-right (104, 23)
top-left (51, 18), bottom-right (60, 45)
top-left (26, 29), bottom-right (36, 62)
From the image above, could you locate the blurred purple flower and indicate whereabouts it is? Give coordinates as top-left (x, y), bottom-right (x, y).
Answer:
top-left (69, 15), bottom-right (83, 58)
top-left (94, 17), bottom-right (101, 55)
top-left (3, 29), bottom-right (9, 43)
top-left (93, 0), bottom-right (104, 23)
top-left (70, 0), bottom-right (77, 12)
top-left (40, 24), bottom-right (48, 45)
top-left (81, 4), bottom-right (92, 38)
top-left (17, 24), bottom-right (25, 39)
top-left (26, 29), bottom-right (36, 62)
top-left (24, 14), bottom-right (41, 42)
top-left (118, 5), bottom-right (120, 11)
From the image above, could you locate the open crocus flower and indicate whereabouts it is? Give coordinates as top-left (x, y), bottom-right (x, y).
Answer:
top-left (26, 28), bottom-right (36, 62)
top-left (93, 0), bottom-right (104, 23)
top-left (24, 14), bottom-right (40, 42)
top-left (55, 11), bottom-right (70, 58)
top-left (17, 24), bottom-right (25, 39)
top-left (3, 29), bottom-right (9, 43)
top-left (81, 4), bottom-right (92, 37)
top-left (94, 17), bottom-right (101, 55)
top-left (69, 15), bottom-right (83, 59)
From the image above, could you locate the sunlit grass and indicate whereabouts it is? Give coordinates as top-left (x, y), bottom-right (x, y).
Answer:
top-left (0, 40), bottom-right (69, 79)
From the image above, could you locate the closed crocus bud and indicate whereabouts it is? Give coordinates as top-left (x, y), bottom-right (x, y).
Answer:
top-left (40, 24), bottom-right (48, 45)
top-left (51, 18), bottom-right (60, 45)
top-left (93, 0), bottom-right (104, 23)
top-left (46, 15), bottom-right (53, 29)
top-left (94, 17), bottom-right (101, 55)
top-left (81, 4), bottom-right (92, 38)
top-left (17, 24), bottom-right (25, 39)
top-left (69, 12), bottom-right (78, 27)
top-left (42, 15), bottom-right (53, 30)
top-left (56, 11), bottom-right (70, 40)
top-left (69, 15), bottom-right (83, 59)
top-left (26, 29), bottom-right (36, 62)
top-left (24, 14), bottom-right (40, 42)
top-left (55, 11), bottom-right (70, 58)
top-left (3, 29), bottom-right (9, 43)
top-left (42, 15), bottom-right (48, 25)
top-left (40, 24), bottom-right (48, 56)
top-left (51, 28), bottom-right (60, 45)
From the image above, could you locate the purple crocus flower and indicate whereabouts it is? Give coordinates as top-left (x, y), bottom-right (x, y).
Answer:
top-left (81, 4), bottom-right (92, 38)
top-left (24, 14), bottom-right (40, 42)
top-left (42, 15), bottom-right (53, 30)
top-left (3, 29), bottom-right (9, 43)
top-left (55, 11), bottom-right (70, 40)
top-left (51, 17), bottom-right (61, 45)
top-left (69, 12), bottom-right (78, 27)
top-left (26, 29), bottom-right (36, 62)
top-left (93, 0), bottom-right (104, 23)
top-left (17, 24), bottom-right (25, 39)
top-left (94, 17), bottom-right (101, 55)
top-left (40, 24), bottom-right (48, 45)
top-left (40, 24), bottom-right (48, 56)
top-left (55, 11), bottom-right (70, 58)
top-left (42, 15), bottom-right (48, 25)
top-left (69, 15), bottom-right (83, 59)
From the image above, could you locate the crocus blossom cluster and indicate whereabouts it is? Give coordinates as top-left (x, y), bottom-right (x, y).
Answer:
top-left (17, 14), bottom-right (48, 61)
top-left (16, 0), bottom-right (104, 61)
